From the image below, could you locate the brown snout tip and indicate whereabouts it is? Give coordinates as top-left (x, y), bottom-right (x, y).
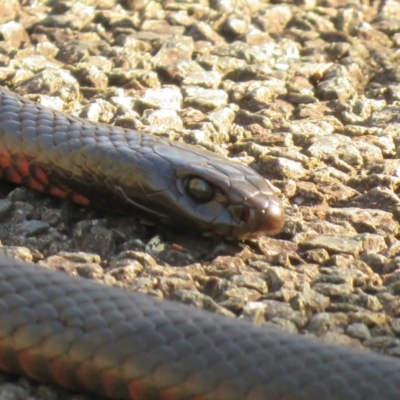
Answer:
top-left (258, 197), bottom-right (285, 236)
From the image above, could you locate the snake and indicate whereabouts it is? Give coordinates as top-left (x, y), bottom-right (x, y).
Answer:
top-left (0, 86), bottom-right (284, 241)
top-left (0, 86), bottom-right (399, 400)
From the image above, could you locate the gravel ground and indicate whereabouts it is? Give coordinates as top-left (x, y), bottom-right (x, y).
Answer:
top-left (1, 0), bottom-right (400, 399)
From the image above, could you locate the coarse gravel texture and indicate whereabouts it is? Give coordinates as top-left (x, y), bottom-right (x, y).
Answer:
top-left (1, 0), bottom-right (400, 399)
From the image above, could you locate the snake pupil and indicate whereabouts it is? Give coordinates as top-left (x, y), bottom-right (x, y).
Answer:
top-left (186, 177), bottom-right (214, 203)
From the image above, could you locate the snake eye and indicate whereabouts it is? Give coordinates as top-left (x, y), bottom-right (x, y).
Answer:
top-left (186, 177), bottom-right (214, 203)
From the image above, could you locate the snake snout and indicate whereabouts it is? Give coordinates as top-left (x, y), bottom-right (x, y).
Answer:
top-left (255, 196), bottom-right (285, 236)
top-left (228, 196), bottom-right (284, 239)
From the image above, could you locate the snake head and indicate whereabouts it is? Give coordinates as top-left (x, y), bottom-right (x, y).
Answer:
top-left (174, 162), bottom-right (284, 240)
top-left (139, 140), bottom-right (285, 240)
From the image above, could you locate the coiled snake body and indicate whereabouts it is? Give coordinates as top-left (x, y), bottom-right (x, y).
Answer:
top-left (0, 87), bottom-right (399, 400)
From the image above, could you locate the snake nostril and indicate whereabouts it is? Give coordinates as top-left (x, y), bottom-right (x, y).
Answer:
top-left (229, 205), bottom-right (250, 223)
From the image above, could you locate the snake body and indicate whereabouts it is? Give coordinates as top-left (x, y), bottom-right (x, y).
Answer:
top-left (0, 86), bottom-right (283, 240)
top-left (1, 256), bottom-right (400, 400)
top-left (0, 87), bottom-right (399, 400)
